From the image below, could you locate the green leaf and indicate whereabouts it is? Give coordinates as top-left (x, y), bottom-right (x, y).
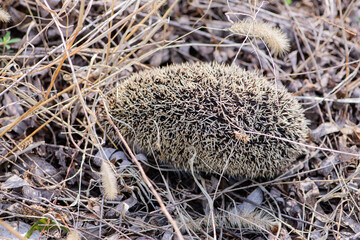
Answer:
top-left (25, 218), bottom-right (69, 239)
top-left (3, 31), bottom-right (10, 42)
top-left (25, 218), bottom-right (47, 238)
top-left (7, 38), bottom-right (21, 44)
top-left (285, 0), bottom-right (292, 5)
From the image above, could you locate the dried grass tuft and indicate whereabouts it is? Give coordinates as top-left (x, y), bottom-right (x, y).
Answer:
top-left (178, 207), bottom-right (277, 233)
top-left (100, 161), bottom-right (118, 200)
top-left (0, 7), bottom-right (10, 22)
top-left (224, 208), bottom-right (277, 231)
top-left (230, 19), bottom-right (290, 56)
top-left (66, 230), bottom-right (81, 240)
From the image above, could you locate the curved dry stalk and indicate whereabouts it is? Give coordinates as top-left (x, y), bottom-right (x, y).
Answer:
top-left (105, 113), bottom-right (184, 240)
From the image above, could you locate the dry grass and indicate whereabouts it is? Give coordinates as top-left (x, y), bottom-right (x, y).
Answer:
top-left (0, 0), bottom-right (359, 239)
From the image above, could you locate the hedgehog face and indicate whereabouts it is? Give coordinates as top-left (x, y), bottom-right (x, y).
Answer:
top-left (102, 62), bottom-right (308, 179)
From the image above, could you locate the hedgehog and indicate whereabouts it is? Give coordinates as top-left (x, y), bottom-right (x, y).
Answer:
top-left (102, 62), bottom-right (308, 179)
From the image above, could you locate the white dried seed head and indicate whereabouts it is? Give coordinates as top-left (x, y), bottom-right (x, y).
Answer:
top-left (100, 161), bottom-right (118, 200)
top-left (230, 20), bottom-right (290, 56)
top-left (0, 8), bottom-right (10, 22)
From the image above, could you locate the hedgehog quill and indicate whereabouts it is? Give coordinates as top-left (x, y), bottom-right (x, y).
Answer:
top-left (102, 62), bottom-right (308, 179)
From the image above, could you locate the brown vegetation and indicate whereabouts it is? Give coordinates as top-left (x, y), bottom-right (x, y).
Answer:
top-left (0, 0), bottom-right (359, 239)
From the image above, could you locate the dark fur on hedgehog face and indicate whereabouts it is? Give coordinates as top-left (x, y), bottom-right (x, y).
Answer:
top-left (103, 62), bottom-right (308, 179)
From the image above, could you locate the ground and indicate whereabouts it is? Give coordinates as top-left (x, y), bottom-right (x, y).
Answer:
top-left (0, 0), bottom-right (360, 239)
